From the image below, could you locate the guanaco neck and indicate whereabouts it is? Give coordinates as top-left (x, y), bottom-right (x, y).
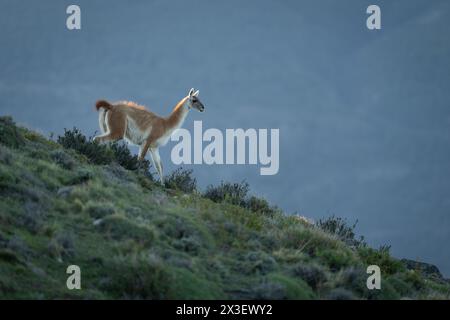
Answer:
top-left (164, 96), bottom-right (190, 131)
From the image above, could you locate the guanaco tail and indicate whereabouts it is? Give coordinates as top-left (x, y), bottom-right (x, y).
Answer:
top-left (94, 88), bottom-right (204, 183)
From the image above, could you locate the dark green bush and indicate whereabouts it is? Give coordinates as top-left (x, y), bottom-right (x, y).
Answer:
top-left (165, 168), bottom-right (197, 193)
top-left (57, 128), bottom-right (152, 175)
top-left (0, 145), bottom-right (13, 164)
top-left (316, 215), bottom-right (366, 248)
top-left (336, 266), bottom-right (403, 300)
top-left (292, 264), bottom-right (327, 290)
top-left (6, 235), bottom-right (31, 257)
top-left (50, 149), bottom-right (76, 170)
top-left (203, 181), bottom-right (249, 206)
top-left (386, 275), bottom-right (413, 296)
top-left (66, 168), bottom-right (93, 185)
top-left (103, 254), bottom-right (172, 299)
top-left (245, 196), bottom-right (278, 217)
top-left (48, 232), bottom-right (75, 259)
top-left (17, 201), bottom-right (44, 234)
top-left (241, 251), bottom-right (278, 275)
top-left (326, 288), bottom-right (355, 300)
top-left (97, 215), bottom-right (155, 247)
top-left (335, 267), bottom-right (366, 296)
top-left (247, 281), bottom-right (287, 300)
top-left (173, 236), bottom-right (202, 254)
top-left (110, 142), bottom-right (151, 174)
top-left (400, 270), bottom-right (425, 291)
top-left (316, 248), bottom-right (354, 271)
top-left (357, 246), bottom-right (404, 275)
top-left (203, 181), bottom-right (279, 217)
top-left (85, 203), bottom-right (115, 219)
top-left (57, 128), bottom-right (113, 165)
top-left (156, 215), bottom-right (197, 240)
top-left (0, 116), bottom-right (25, 148)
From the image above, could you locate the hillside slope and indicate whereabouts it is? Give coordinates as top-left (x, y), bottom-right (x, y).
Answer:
top-left (0, 116), bottom-right (449, 299)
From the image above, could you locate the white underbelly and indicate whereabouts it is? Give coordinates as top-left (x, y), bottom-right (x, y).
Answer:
top-left (156, 132), bottom-right (171, 146)
top-left (124, 118), bottom-right (148, 146)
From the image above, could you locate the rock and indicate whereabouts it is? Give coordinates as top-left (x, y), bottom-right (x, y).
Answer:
top-left (29, 264), bottom-right (47, 277)
top-left (401, 258), bottom-right (446, 282)
top-left (57, 186), bottom-right (74, 198)
top-left (93, 219), bottom-right (103, 226)
top-left (102, 164), bottom-right (133, 184)
top-left (50, 149), bottom-right (76, 170)
top-left (151, 191), bottom-right (168, 206)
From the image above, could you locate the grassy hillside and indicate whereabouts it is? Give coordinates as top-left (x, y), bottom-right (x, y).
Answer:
top-left (0, 116), bottom-right (449, 299)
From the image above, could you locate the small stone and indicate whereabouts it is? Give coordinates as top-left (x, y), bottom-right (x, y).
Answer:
top-left (93, 219), bottom-right (103, 226)
top-left (57, 186), bottom-right (74, 198)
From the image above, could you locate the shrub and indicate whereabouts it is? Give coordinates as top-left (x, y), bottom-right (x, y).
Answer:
top-left (57, 128), bottom-right (113, 165)
top-left (248, 281), bottom-right (287, 300)
top-left (267, 273), bottom-right (316, 299)
top-left (0, 249), bottom-right (22, 264)
top-left (292, 264), bottom-right (327, 290)
top-left (173, 236), bottom-right (202, 254)
top-left (241, 251), bottom-right (278, 275)
top-left (102, 164), bottom-right (134, 184)
top-left (204, 180), bottom-right (248, 205)
top-left (357, 246), bottom-right (404, 275)
top-left (48, 232), bottom-right (76, 260)
top-left (316, 215), bottom-right (366, 248)
top-left (203, 181), bottom-right (280, 218)
top-left (156, 215), bottom-right (196, 240)
top-left (103, 253), bottom-right (172, 299)
top-left (6, 235), bottom-right (31, 257)
top-left (17, 201), bottom-right (44, 234)
top-left (386, 275), bottom-right (413, 297)
top-left (165, 168), bottom-right (197, 193)
top-left (316, 248), bottom-right (354, 271)
top-left (57, 128), bottom-right (152, 175)
top-left (334, 266), bottom-right (402, 300)
top-left (66, 168), bottom-right (93, 185)
top-left (335, 267), bottom-right (366, 296)
top-left (85, 203), bottom-right (115, 219)
top-left (372, 280), bottom-right (401, 300)
top-left (97, 215), bottom-right (155, 247)
top-left (401, 270), bottom-right (425, 291)
top-left (203, 181), bottom-right (249, 206)
top-left (170, 267), bottom-right (224, 299)
top-left (0, 116), bottom-right (25, 148)
top-left (245, 196), bottom-right (278, 217)
top-left (0, 145), bottom-right (13, 164)
top-left (110, 141), bottom-right (151, 174)
top-left (326, 288), bottom-right (355, 300)
top-left (50, 149), bottom-right (76, 170)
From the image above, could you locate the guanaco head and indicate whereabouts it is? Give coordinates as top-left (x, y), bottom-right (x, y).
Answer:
top-left (186, 88), bottom-right (205, 112)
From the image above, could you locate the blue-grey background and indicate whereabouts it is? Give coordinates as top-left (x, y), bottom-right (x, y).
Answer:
top-left (1, 0), bottom-right (449, 276)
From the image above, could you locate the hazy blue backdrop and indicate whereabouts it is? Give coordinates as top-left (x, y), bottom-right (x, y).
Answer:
top-left (1, 0), bottom-right (449, 275)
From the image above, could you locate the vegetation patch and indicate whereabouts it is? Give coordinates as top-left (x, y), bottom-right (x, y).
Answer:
top-left (0, 118), bottom-right (448, 300)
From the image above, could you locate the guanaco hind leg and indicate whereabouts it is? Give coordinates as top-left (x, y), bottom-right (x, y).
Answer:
top-left (150, 148), bottom-right (164, 184)
top-left (94, 110), bottom-right (126, 143)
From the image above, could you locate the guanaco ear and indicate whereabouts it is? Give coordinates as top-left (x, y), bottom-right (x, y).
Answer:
top-left (193, 90), bottom-right (199, 97)
top-left (188, 88), bottom-right (195, 97)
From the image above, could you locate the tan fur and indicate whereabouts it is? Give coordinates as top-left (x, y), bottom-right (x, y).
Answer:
top-left (93, 91), bottom-right (200, 184)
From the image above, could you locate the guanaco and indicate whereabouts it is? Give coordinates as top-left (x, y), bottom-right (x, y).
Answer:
top-left (94, 88), bottom-right (204, 183)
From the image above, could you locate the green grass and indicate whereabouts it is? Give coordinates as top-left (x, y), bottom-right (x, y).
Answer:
top-left (0, 116), bottom-right (449, 299)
